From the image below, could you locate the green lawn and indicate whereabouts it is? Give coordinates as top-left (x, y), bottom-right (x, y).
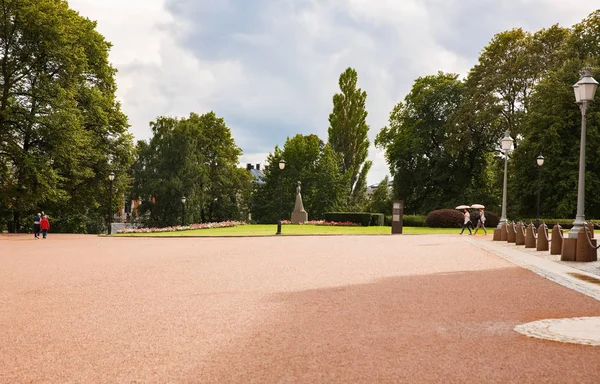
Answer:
top-left (113, 224), bottom-right (466, 237)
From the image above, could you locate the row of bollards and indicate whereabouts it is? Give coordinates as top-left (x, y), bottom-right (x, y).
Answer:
top-left (493, 221), bottom-right (597, 262)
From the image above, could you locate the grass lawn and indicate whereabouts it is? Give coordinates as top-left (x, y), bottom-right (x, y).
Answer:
top-left (113, 224), bottom-right (466, 237)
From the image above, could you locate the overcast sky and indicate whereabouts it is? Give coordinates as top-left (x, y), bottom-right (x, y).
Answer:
top-left (69, 0), bottom-right (598, 185)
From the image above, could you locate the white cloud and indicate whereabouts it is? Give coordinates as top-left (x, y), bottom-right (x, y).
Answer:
top-left (68, 0), bottom-right (600, 185)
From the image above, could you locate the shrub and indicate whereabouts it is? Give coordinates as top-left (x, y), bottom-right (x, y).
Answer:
top-left (324, 212), bottom-right (372, 226)
top-left (370, 213), bottom-right (384, 226)
top-left (425, 209), bottom-right (464, 228)
top-left (404, 215), bottom-right (427, 227)
top-left (383, 214), bottom-right (427, 227)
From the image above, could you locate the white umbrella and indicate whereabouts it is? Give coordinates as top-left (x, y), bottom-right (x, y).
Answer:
top-left (471, 204), bottom-right (485, 209)
top-left (455, 205), bottom-right (471, 210)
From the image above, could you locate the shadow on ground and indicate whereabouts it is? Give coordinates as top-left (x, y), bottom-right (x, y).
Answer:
top-left (190, 267), bottom-right (600, 383)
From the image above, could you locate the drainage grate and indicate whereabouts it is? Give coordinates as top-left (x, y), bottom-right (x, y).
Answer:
top-left (567, 272), bottom-right (600, 286)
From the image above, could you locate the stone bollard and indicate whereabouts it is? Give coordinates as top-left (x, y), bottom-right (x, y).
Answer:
top-left (587, 222), bottom-right (595, 238)
top-left (537, 223), bottom-right (549, 251)
top-left (525, 223), bottom-right (536, 248)
top-left (515, 222), bottom-right (525, 245)
top-left (500, 222), bottom-right (508, 241)
top-left (507, 222), bottom-right (516, 243)
top-left (576, 226), bottom-right (598, 262)
top-left (550, 224), bottom-right (563, 255)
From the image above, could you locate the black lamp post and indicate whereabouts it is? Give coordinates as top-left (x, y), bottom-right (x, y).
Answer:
top-left (276, 159), bottom-right (286, 235)
top-left (536, 155), bottom-right (544, 227)
top-left (181, 196), bottom-right (186, 227)
top-left (108, 171), bottom-right (115, 235)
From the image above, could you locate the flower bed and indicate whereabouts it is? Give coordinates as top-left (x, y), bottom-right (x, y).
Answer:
top-left (116, 221), bottom-right (246, 234)
top-left (281, 220), bottom-right (360, 226)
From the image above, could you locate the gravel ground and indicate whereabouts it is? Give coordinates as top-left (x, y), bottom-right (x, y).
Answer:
top-left (1, 234), bottom-right (600, 383)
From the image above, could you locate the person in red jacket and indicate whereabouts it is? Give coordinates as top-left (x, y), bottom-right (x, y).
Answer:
top-left (40, 215), bottom-right (50, 239)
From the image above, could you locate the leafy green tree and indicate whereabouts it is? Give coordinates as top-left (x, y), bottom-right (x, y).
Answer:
top-left (368, 176), bottom-right (392, 215)
top-left (132, 112), bottom-right (250, 227)
top-left (376, 72), bottom-right (472, 214)
top-left (0, 0), bottom-right (133, 233)
top-left (327, 67), bottom-right (372, 209)
top-left (250, 134), bottom-right (346, 223)
top-left (509, 12), bottom-right (600, 220)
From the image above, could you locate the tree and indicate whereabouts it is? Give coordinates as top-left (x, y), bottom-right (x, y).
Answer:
top-left (0, 0), bottom-right (134, 233)
top-left (369, 176), bottom-right (392, 215)
top-left (508, 12), bottom-right (600, 220)
top-left (376, 72), bottom-right (471, 214)
top-left (250, 134), bottom-right (346, 223)
top-left (327, 67), bottom-right (372, 209)
top-left (131, 112), bottom-right (250, 227)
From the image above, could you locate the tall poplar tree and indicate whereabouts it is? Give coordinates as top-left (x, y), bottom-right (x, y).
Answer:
top-left (327, 67), bottom-right (371, 209)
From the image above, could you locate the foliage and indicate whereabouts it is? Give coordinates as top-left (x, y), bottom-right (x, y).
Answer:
top-left (250, 134), bottom-right (347, 223)
top-left (425, 209), bottom-right (464, 228)
top-left (324, 212), bottom-right (374, 226)
top-left (131, 112), bottom-right (251, 228)
top-left (328, 67), bottom-right (371, 208)
top-left (0, 0), bottom-right (134, 232)
top-left (370, 213), bottom-right (384, 226)
top-left (376, 72), bottom-right (469, 214)
top-left (369, 176), bottom-right (392, 215)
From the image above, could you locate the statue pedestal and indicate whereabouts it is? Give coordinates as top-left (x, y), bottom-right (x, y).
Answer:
top-left (291, 211), bottom-right (308, 224)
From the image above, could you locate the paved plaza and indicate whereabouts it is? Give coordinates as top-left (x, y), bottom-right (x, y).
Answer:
top-left (1, 233), bottom-right (600, 383)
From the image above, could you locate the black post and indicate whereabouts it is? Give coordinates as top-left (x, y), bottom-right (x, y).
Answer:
top-left (276, 173), bottom-right (282, 235)
top-left (108, 179), bottom-right (113, 235)
top-left (536, 165), bottom-right (541, 228)
top-left (182, 202), bottom-right (185, 227)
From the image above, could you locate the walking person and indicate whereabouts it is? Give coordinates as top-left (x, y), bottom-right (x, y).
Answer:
top-left (460, 209), bottom-right (472, 235)
top-left (33, 212), bottom-right (41, 239)
top-left (474, 208), bottom-right (487, 235)
top-left (40, 215), bottom-right (50, 239)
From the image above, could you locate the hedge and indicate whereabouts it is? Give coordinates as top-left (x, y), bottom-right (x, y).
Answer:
top-left (384, 214), bottom-right (427, 227)
top-left (425, 209), bottom-right (464, 228)
top-left (324, 212), bottom-right (383, 226)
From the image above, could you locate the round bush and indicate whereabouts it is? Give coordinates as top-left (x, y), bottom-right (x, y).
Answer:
top-left (425, 209), bottom-right (464, 228)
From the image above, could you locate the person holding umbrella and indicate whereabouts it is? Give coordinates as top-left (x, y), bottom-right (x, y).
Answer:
top-left (472, 204), bottom-right (487, 234)
top-left (456, 205), bottom-right (473, 235)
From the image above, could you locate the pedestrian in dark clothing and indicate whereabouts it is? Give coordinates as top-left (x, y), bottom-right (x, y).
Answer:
top-left (33, 213), bottom-right (41, 239)
top-left (40, 215), bottom-right (50, 239)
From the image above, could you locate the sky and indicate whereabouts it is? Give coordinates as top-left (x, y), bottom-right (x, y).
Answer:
top-left (69, 0), bottom-right (599, 185)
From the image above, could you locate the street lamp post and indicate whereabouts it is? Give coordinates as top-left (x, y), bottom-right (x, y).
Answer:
top-left (569, 67), bottom-right (598, 238)
top-left (181, 196), bottom-right (186, 227)
top-left (276, 159), bottom-right (286, 235)
top-left (497, 130), bottom-right (514, 229)
top-left (108, 171), bottom-right (115, 235)
top-left (536, 155), bottom-right (544, 227)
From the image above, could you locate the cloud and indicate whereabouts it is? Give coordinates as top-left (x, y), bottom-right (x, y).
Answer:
top-left (69, 0), bottom-right (599, 184)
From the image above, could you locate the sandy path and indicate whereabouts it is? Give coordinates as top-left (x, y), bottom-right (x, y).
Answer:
top-left (1, 234), bottom-right (599, 383)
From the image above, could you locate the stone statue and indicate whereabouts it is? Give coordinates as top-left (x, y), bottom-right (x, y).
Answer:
top-left (291, 181), bottom-right (308, 223)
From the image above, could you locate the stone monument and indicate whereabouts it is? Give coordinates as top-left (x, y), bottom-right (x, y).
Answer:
top-left (291, 181), bottom-right (308, 224)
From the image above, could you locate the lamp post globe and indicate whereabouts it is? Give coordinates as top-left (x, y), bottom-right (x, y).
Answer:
top-left (276, 159), bottom-right (286, 235)
top-left (536, 155), bottom-right (544, 167)
top-left (569, 67), bottom-right (598, 238)
top-left (497, 130), bottom-right (513, 229)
